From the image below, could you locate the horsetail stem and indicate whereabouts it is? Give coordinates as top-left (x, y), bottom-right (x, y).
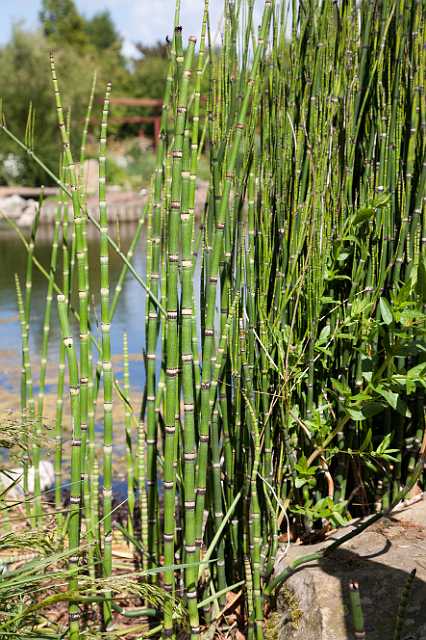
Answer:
top-left (123, 333), bottom-right (135, 539)
top-left (162, 34), bottom-right (196, 638)
top-left (98, 82), bottom-right (114, 629)
top-left (349, 581), bottom-right (366, 639)
top-left (57, 294), bottom-right (81, 640)
top-left (15, 274), bottom-right (33, 518)
top-left (35, 198), bottom-right (61, 524)
top-left (50, 52), bottom-right (91, 515)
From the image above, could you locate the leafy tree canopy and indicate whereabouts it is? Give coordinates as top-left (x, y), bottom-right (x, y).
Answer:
top-left (0, 28), bottom-right (97, 185)
top-left (39, 0), bottom-right (89, 49)
top-left (135, 40), bottom-right (170, 59)
top-left (40, 1), bottom-right (123, 56)
top-left (84, 10), bottom-right (123, 53)
top-left (0, 3), bottom-right (205, 185)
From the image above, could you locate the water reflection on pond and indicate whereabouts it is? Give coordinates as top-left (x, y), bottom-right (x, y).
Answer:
top-left (0, 221), bottom-right (149, 390)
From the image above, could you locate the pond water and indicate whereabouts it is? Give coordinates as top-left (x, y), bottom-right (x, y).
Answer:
top-left (0, 219), bottom-right (205, 491)
top-left (0, 222), bottom-right (150, 391)
top-left (0, 219), bottom-right (205, 473)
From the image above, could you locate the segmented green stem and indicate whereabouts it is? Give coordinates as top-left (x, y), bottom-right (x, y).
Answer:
top-left (123, 333), bottom-right (135, 539)
top-left (98, 83), bottom-right (114, 629)
top-left (57, 294), bottom-right (81, 640)
top-left (162, 35), bottom-right (196, 639)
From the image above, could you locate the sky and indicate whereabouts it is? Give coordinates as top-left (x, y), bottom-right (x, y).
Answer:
top-left (0, 1), bottom-right (264, 57)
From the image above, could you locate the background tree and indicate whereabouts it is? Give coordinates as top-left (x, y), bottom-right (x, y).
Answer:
top-left (135, 40), bottom-right (169, 59)
top-left (0, 6), bottom-right (207, 185)
top-left (39, 0), bottom-right (89, 49)
top-left (128, 41), bottom-right (171, 100)
top-left (0, 28), bottom-right (99, 185)
top-left (84, 10), bottom-right (123, 52)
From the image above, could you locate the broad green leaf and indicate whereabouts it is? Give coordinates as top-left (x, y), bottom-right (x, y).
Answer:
top-left (337, 250), bottom-right (351, 262)
top-left (347, 399), bottom-right (385, 421)
top-left (399, 309), bottom-right (426, 327)
top-left (375, 385), bottom-right (399, 410)
top-left (332, 511), bottom-right (348, 527)
top-left (317, 324), bottom-right (331, 345)
top-left (352, 207), bottom-right (374, 225)
top-left (331, 378), bottom-right (351, 398)
top-left (380, 452), bottom-right (400, 463)
top-left (365, 458), bottom-right (379, 472)
top-left (360, 428), bottom-right (372, 451)
top-left (351, 298), bottom-right (373, 317)
top-left (361, 400), bottom-right (386, 418)
top-left (407, 362), bottom-right (426, 384)
top-left (372, 194), bottom-right (391, 208)
top-left (347, 408), bottom-right (365, 421)
top-left (379, 297), bottom-right (393, 325)
top-left (376, 433), bottom-right (393, 454)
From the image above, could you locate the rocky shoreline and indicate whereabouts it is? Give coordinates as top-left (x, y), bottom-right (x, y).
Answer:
top-left (0, 178), bottom-right (209, 228)
top-left (0, 190), bottom-right (148, 227)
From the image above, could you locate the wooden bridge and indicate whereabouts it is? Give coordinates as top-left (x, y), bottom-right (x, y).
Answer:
top-left (100, 97), bottom-right (163, 148)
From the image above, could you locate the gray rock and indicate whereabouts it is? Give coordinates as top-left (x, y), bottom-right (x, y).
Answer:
top-left (0, 194), bottom-right (27, 219)
top-left (273, 497), bottom-right (426, 639)
top-left (0, 460), bottom-right (55, 499)
top-left (0, 195), bottom-right (38, 226)
top-left (17, 211), bottom-right (36, 227)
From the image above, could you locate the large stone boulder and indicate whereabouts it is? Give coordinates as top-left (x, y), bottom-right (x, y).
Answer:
top-left (272, 497), bottom-right (426, 639)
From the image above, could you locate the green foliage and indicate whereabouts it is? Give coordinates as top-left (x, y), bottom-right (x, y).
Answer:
top-left (84, 10), bottom-right (123, 52)
top-left (0, 2), bottom-right (172, 186)
top-left (292, 497), bottom-right (348, 528)
top-left (0, 4), bottom-right (205, 186)
top-left (105, 154), bottom-right (131, 187)
top-left (129, 55), bottom-right (169, 101)
top-left (0, 22), bottom-right (132, 186)
top-left (0, 29), bottom-right (97, 185)
top-left (40, 0), bottom-right (122, 55)
top-left (134, 40), bottom-right (170, 60)
top-left (40, 0), bottom-right (89, 49)
top-left (120, 142), bottom-right (157, 187)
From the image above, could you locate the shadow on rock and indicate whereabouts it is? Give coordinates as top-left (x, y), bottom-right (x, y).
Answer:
top-left (274, 503), bottom-right (426, 640)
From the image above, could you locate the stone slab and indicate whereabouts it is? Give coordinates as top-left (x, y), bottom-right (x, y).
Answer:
top-left (273, 496), bottom-right (426, 639)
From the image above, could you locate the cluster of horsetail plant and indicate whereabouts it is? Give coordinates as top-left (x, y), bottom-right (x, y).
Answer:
top-left (0, 0), bottom-right (425, 638)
